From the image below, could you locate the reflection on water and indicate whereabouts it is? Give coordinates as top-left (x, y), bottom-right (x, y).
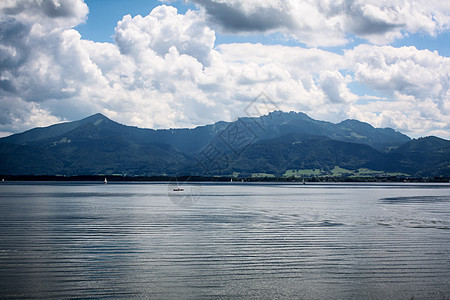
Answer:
top-left (0, 182), bottom-right (449, 299)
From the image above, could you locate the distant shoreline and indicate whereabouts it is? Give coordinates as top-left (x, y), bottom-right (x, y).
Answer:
top-left (1, 175), bottom-right (449, 183)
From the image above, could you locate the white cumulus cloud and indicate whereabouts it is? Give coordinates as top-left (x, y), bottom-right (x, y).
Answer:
top-left (192, 0), bottom-right (450, 46)
top-left (0, 1), bottom-right (449, 139)
top-left (345, 45), bottom-right (450, 136)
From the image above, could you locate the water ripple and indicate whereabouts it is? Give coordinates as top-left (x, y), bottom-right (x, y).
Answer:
top-left (0, 183), bottom-right (449, 299)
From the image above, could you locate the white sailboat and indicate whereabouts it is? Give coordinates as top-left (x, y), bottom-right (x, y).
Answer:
top-left (104, 177), bottom-right (107, 184)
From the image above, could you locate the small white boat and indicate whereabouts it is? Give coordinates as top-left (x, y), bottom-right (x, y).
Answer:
top-left (104, 178), bottom-right (107, 184)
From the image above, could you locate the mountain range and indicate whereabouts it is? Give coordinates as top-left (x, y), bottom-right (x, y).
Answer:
top-left (1, 111), bottom-right (449, 178)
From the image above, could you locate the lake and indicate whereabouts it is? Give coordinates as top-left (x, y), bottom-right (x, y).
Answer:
top-left (0, 182), bottom-right (449, 299)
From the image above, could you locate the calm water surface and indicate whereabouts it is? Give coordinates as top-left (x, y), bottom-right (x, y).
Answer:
top-left (0, 182), bottom-right (449, 299)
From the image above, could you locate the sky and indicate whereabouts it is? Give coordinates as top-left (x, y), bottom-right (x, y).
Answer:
top-left (0, 0), bottom-right (449, 139)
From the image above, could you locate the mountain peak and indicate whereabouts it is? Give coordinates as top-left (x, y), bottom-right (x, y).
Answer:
top-left (339, 119), bottom-right (374, 129)
top-left (78, 113), bottom-right (119, 128)
top-left (81, 113), bottom-right (110, 122)
top-left (399, 136), bottom-right (450, 152)
top-left (266, 110), bottom-right (311, 120)
top-left (91, 112), bottom-right (108, 119)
